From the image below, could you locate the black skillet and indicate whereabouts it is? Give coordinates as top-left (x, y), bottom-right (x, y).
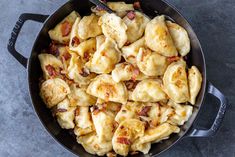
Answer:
top-left (7, 0), bottom-right (228, 156)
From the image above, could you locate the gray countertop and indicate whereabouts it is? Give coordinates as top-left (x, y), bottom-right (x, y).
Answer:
top-left (0, 0), bottom-right (234, 157)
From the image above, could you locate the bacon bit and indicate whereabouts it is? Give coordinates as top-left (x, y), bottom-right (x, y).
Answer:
top-left (49, 43), bottom-right (59, 56)
top-left (71, 36), bottom-right (80, 47)
top-left (127, 11), bottom-right (136, 20)
top-left (79, 68), bottom-right (90, 77)
top-left (117, 137), bottom-right (131, 145)
top-left (74, 108), bottom-right (80, 116)
top-left (83, 52), bottom-right (90, 62)
top-left (45, 65), bottom-right (58, 77)
top-left (133, 1), bottom-right (141, 9)
top-left (138, 106), bottom-right (152, 116)
top-left (124, 41), bottom-right (131, 46)
top-left (120, 126), bottom-right (124, 129)
top-left (125, 80), bottom-right (138, 91)
top-left (92, 105), bottom-right (100, 115)
top-left (107, 152), bottom-right (117, 157)
top-left (57, 108), bottom-right (67, 112)
top-left (167, 56), bottom-right (180, 63)
top-left (130, 151), bottom-right (139, 155)
top-left (62, 52), bottom-right (71, 60)
top-left (61, 21), bottom-right (72, 37)
top-left (131, 68), bottom-right (140, 81)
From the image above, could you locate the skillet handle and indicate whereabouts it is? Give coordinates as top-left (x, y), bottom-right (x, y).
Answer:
top-left (186, 81), bottom-right (228, 137)
top-left (7, 13), bottom-right (49, 68)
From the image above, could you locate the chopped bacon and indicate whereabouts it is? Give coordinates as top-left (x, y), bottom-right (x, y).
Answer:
top-left (167, 56), bottom-right (180, 63)
top-left (133, 1), bottom-right (141, 9)
top-left (124, 41), bottom-right (131, 46)
top-left (62, 52), bottom-right (71, 60)
top-left (83, 52), bottom-right (90, 62)
top-left (57, 108), bottom-right (67, 112)
top-left (130, 151), bottom-right (139, 155)
top-left (127, 11), bottom-right (136, 20)
top-left (131, 68), bottom-right (140, 81)
top-left (117, 137), bottom-right (131, 145)
top-left (74, 108), bottom-right (80, 116)
top-left (71, 36), bottom-right (80, 47)
top-left (48, 43), bottom-right (59, 56)
top-left (61, 21), bottom-right (72, 37)
top-left (138, 106), bottom-right (152, 116)
top-left (79, 68), bottom-right (90, 77)
top-left (125, 80), bottom-right (138, 91)
top-left (45, 65), bottom-right (58, 77)
top-left (92, 105), bottom-right (100, 115)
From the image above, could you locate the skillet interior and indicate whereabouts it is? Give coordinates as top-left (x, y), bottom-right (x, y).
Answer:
top-left (28, 0), bottom-right (207, 156)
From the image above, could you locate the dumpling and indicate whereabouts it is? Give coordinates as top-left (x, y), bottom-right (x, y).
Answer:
top-left (67, 52), bottom-right (96, 86)
top-left (145, 16), bottom-right (178, 57)
top-left (130, 141), bottom-right (151, 154)
top-left (77, 132), bottom-right (112, 156)
top-left (70, 38), bottom-right (96, 62)
top-left (56, 98), bottom-right (76, 129)
top-left (91, 2), bottom-right (134, 18)
top-left (40, 78), bottom-right (70, 108)
top-left (38, 53), bottom-right (63, 79)
top-left (166, 20), bottom-right (190, 56)
top-left (91, 105), bottom-right (116, 142)
top-left (115, 102), bottom-right (143, 123)
top-left (85, 38), bottom-right (121, 74)
top-left (163, 60), bottom-right (189, 103)
top-left (69, 17), bottom-right (82, 49)
top-left (78, 13), bottom-right (102, 40)
top-left (99, 13), bottom-right (127, 48)
top-left (111, 62), bottom-right (146, 82)
top-left (68, 85), bottom-right (96, 107)
top-left (107, 2), bottom-right (134, 17)
top-left (74, 107), bottom-right (94, 137)
top-left (137, 123), bottom-right (180, 144)
top-left (123, 11), bottom-right (150, 43)
top-left (48, 11), bottom-right (79, 44)
top-left (188, 66), bottom-right (202, 104)
top-left (167, 100), bottom-right (193, 125)
top-left (131, 79), bottom-right (167, 102)
top-left (112, 119), bottom-right (145, 156)
top-left (158, 105), bottom-right (174, 124)
top-left (121, 37), bottom-right (145, 65)
top-left (87, 74), bottom-right (128, 104)
top-left (136, 47), bottom-right (168, 76)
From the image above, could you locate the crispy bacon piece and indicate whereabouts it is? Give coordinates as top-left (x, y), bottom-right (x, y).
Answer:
top-left (61, 21), bottom-right (72, 37)
top-left (48, 43), bottom-right (59, 56)
top-left (62, 51), bottom-right (71, 61)
top-left (167, 56), bottom-right (180, 63)
top-left (45, 65), bottom-right (58, 77)
top-left (133, 1), bottom-right (141, 9)
top-left (125, 80), bottom-right (138, 91)
top-left (84, 52), bottom-right (90, 62)
top-left (131, 68), bottom-right (140, 81)
top-left (57, 108), bottom-right (68, 112)
top-left (74, 108), bottom-right (80, 116)
top-left (127, 11), bottom-right (136, 20)
top-left (138, 106), bottom-right (151, 116)
top-left (79, 68), bottom-right (90, 77)
top-left (124, 41), bottom-right (131, 46)
top-left (71, 36), bottom-right (80, 47)
top-left (117, 137), bottom-right (131, 145)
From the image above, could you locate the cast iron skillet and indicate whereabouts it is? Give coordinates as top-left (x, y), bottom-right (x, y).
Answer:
top-left (7, 0), bottom-right (228, 156)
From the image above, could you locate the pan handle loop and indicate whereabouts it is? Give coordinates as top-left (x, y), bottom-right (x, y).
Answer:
top-left (186, 81), bottom-right (228, 137)
top-left (7, 13), bottom-right (49, 68)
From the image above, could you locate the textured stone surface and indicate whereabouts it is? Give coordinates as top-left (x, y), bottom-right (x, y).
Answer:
top-left (0, 0), bottom-right (234, 157)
